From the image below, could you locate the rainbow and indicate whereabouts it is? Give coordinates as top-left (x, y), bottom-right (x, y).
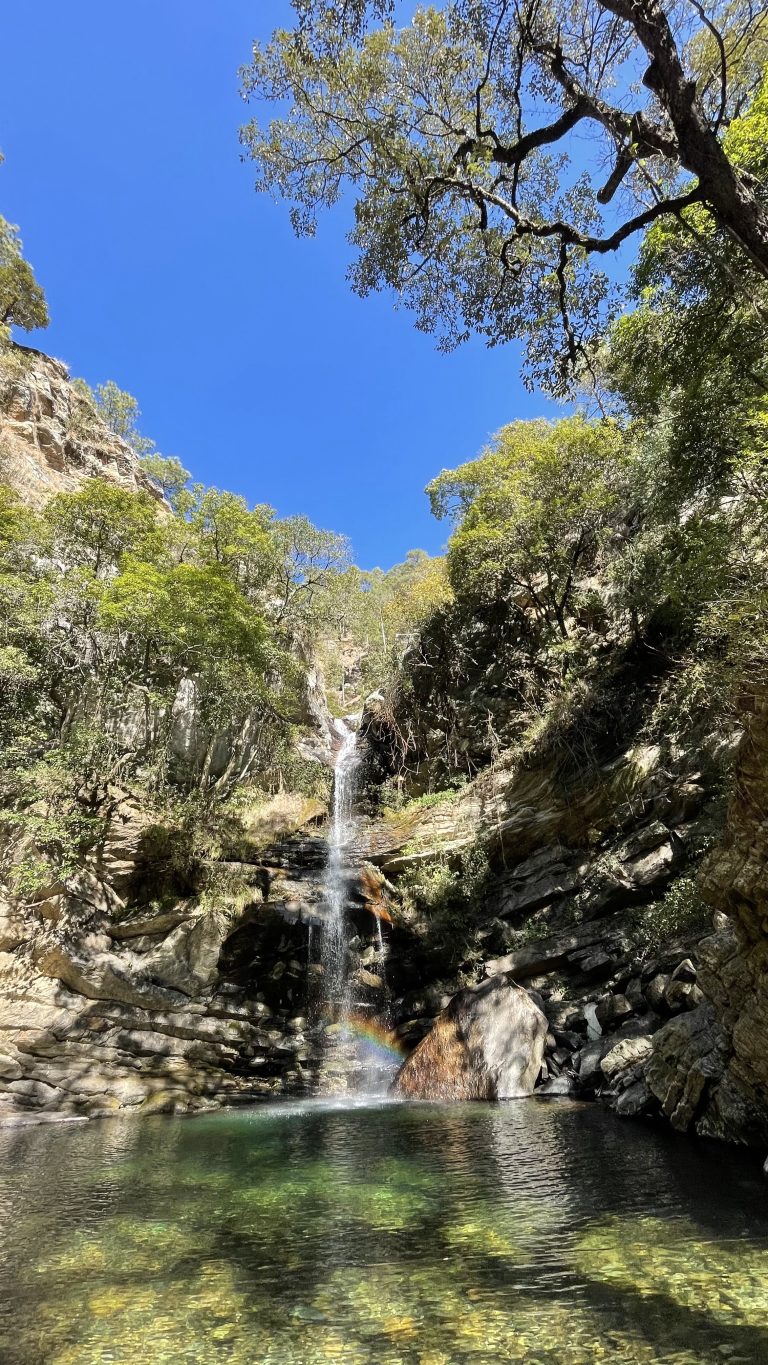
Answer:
top-left (341, 1012), bottom-right (405, 1067)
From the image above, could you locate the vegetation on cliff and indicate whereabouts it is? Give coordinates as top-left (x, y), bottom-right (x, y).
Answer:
top-left (0, 214), bottom-right (48, 341)
top-left (242, 0), bottom-right (767, 801)
top-left (0, 435), bottom-right (349, 892)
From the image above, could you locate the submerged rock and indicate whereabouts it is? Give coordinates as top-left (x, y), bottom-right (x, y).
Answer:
top-left (392, 974), bottom-right (546, 1101)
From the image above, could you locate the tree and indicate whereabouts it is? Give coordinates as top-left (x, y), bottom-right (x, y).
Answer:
top-left (189, 488), bottom-right (280, 592)
top-left (0, 487), bottom-right (39, 570)
top-left (0, 216), bottom-right (49, 339)
top-left (242, 0), bottom-right (768, 391)
top-left (99, 560), bottom-right (270, 682)
top-left (270, 515), bottom-right (352, 630)
top-left (140, 453), bottom-right (191, 506)
top-left (362, 549), bottom-right (452, 654)
top-left (44, 482), bottom-right (162, 578)
top-left (428, 416), bottom-right (626, 635)
top-left (74, 379), bottom-right (156, 457)
top-left (601, 74), bottom-right (768, 502)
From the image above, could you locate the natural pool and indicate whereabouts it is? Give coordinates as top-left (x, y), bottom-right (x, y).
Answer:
top-left (0, 1098), bottom-right (767, 1364)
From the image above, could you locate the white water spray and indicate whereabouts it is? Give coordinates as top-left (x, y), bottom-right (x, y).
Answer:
top-left (320, 719), bottom-right (361, 1022)
top-left (315, 719), bottom-right (400, 1094)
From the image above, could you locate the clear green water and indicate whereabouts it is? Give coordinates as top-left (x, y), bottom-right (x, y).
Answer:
top-left (1, 1098), bottom-right (767, 1364)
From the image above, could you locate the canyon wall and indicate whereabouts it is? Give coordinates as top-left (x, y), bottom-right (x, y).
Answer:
top-left (1, 342), bottom-right (767, 1145)
top-left (367, 700), bottom-right (768, 1145)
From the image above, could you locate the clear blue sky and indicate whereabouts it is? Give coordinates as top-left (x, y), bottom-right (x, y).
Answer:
top-left (0, 0), bottom-right (560, 568)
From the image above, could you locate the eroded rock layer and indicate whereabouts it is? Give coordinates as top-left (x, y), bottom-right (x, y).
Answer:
top-left (0, 794), bottom-right (394, 1121)
top-left (369, 711), bottom-right (768, 1145)
top-left (0, 346), bottom-right (161, 507)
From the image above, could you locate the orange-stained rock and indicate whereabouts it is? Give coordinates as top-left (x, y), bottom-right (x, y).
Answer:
top-left (394, 974), bottom-right (546, 1101)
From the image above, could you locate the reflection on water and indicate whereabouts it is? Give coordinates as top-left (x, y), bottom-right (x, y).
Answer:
top-left (0, 1098), bottom-right (767, 1363)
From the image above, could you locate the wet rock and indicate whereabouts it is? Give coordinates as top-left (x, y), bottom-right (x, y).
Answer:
top-left (395, 1017), bottom-right (433, 1045)
top-left (356, 968), bottom-right (384, 990)
top-left (615, 1079), bottom-right (653, 1116)
top-left (393, 974), bottom-right (547, 1101)
top-left (575, 1038), bottom-right (615, 1091)
top-left (536, 1074), bottom-right (577, 1097)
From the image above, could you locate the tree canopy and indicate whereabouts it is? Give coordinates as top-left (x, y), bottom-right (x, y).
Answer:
top-left (242, 0), bottom-right (768, 391)
top-left (0, 215), bottom-right (49, 341)
top-left (429, 416), bottom-right (626, 633)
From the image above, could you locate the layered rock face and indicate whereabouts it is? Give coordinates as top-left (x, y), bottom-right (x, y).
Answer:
top-left (0, 793), bottom-right (393, 1122)
top-left (367, 719), bottom-right (768, 1145)
top-left (0, 345), bottom-right (161, 507)
top-left (665, 688), bottom-right (768, 1145)
top-left (394, 975), bottom-right (546, 1100)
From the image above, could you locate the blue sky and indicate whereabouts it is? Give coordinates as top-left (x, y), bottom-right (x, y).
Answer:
top-left (0, 0), bottom-right (560, 567)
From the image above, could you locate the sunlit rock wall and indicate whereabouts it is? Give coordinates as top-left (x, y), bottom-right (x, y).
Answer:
top-left (0, 345), bottom-right (163, 508)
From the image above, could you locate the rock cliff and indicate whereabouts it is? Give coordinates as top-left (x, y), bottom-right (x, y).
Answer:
top-left (0, 344), bottom-right (162, 507)
top-left (0, 790), bottom-right (395, 1121)
top-left (359, 707), bottom-right (768, 1146)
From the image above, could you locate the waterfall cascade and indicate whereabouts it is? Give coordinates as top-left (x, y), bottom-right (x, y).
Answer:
top-left (312, 718), bottom-right (399, 1094)
top-left (320, 719), bottom-right (360, 1022)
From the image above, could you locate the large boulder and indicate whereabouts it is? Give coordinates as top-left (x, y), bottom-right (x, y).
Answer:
top-left (393, 975), bottom-right (547, 1101)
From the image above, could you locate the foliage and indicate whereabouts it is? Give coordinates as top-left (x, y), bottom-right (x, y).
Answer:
top-left (365, 74), bottom-right (768, 785)
top-left (317, 548), bottom-right (452, 706)
top-left (0, 466), bottom-right (350, 891)
top-left (72, 379), bottom-right (157, 458)
top-left (380, 784), bottom-right (457, 818)
top-left (44, 481), bottom-right (163, 575)
top-left (140, 453), bottom-right (191, 503)
top-left (242, 1), bottom-right (768, 392)
top-left (399, 843), bottom-right (491, 970)
top-left (0, 216), bottom-right (48, 341)
top-left (635, 874), bottom-right (711, 954)
top-left (429, 416), bottom-right (626, 636)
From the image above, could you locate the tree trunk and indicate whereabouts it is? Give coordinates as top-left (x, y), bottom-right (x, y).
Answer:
top-left (602, 0), bottom-right (768, 279)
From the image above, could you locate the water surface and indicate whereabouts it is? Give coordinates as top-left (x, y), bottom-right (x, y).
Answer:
top-left (1, 1098), bottom-right (767, 1364)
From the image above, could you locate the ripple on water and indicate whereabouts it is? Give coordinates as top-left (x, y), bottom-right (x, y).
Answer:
top-left (0, 1099), bottom-right (767, 1364)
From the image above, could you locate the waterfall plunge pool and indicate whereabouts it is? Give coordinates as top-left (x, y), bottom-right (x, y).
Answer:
top-left (1, 1099), bottom-right (767, 1363)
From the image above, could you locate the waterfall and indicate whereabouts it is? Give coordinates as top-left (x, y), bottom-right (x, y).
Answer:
top-left (320, 718), bottom-right (361, 1023)
top-left (313, 717), bottom-right (401, 1095)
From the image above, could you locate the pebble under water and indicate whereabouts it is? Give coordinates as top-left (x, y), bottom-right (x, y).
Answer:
top-left (1, 1098), bottom-right (767, 1364)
